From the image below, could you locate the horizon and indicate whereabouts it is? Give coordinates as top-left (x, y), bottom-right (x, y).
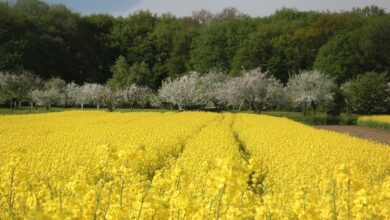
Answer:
top-left (36, 0), bottom-right (390, 17)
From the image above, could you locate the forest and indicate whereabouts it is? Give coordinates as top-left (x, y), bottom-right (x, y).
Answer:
top-left (0, 0), bottom-right (390, 114)
top-left (1, 1), bottom-right (390, 85)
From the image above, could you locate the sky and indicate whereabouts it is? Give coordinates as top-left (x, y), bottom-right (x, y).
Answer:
top-left (43, 0), bottom-right (390, 17)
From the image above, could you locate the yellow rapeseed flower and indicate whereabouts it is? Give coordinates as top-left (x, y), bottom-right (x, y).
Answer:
top-left (0, 111), bottom-right (389, 219)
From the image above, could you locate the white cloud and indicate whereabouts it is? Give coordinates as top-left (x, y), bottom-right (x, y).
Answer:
top-left (117, 0), bottom-right (390, 17)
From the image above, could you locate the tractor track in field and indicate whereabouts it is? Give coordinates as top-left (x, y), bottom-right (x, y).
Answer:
top-left (147, 114), bottom-right (224, 179)
top-left (230, 115), bottom-right (251, 162)
top-left (230, 115), bottom-right (267, 196)
top-left (315, 125), bottom-right (390, 145)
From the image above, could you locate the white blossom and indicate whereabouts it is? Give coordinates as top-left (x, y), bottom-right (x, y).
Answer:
top-left (99, 86), bottom-right (123, 111)
top-left (159, 72), bottom-right (204, 109)
top-left (84, 83), bottom-right (105, 109)
top-left (217, 68), bottom-right (284, 111)
top-left (286, 70), bottom-right (334, 114)
top-left (31, 77), bottom-right (65, 109)
top-left (198, 71), bottom-right (230, 107)
top-left (122, 84), bottom-right (153, 109)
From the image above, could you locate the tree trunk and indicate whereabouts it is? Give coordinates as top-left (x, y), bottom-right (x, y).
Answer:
top-left (97, 103), bottom-right (100, 109)
top-left (238, 102), bottom-right (243, 112)
top-left (108, 104), bottom-right (114, 112)
top-left (302, 103), bottom-right (307, 116)
top-left (252, 103), bottom-right (261, 114)
top-left (311, 101), bottom-right (317, 118)
top-left (81, 103), bottom-right (84, 109)
top-left (10, 99), bottom-right (13, 112)
top-left (18, 101), bottom-right (22, 108)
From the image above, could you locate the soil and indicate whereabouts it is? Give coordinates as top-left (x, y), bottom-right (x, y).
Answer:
top-left (314, 125), bottom-right (390, 145)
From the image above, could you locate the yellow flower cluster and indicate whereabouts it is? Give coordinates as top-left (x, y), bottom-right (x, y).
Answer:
top-left (233, 114), bottom-right (390, 219)
top-left (358, 115), bottom-right (390, 124)
top-left (0, 111), bottom-right (389, 219)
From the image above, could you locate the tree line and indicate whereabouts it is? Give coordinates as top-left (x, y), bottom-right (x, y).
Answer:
top-left (1, 69), bottom-right (389, 114)
top-left (1, 1), bottom-right (389, 86)
top-left (0, 1), bottom-right (389, 114)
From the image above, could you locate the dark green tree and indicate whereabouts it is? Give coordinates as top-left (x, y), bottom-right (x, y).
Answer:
top-left (0, 2), bottom-right (28, 71)
top-left (315, 15), bottom-right (390, 84)
top-left (0, 1), bottom-right (389, 91)
top-left (190, 18), bottom-right (256, 73)
top-left (166, 31), bottom-right (193, 78)
top-left (111, 10), bottom-right (156, 65)
top-left (75, 14), bottom-right (117, 83)
top-left (108, 56), bottom-right (152, 89)
top-left (231, 26), bottom-right (279, 76)
top-left (342, 72), bottom-right (390, 114)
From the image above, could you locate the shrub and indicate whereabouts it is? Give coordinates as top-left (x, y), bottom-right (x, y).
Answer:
top-left (342, 72), bottom-right (390, 114)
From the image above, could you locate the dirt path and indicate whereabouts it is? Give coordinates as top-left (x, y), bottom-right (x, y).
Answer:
top-left (315, 125), bottom-right (390, 145)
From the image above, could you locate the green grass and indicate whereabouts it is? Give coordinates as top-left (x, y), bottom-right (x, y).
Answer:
top-left (0, 107), bottom-right (174, 115)
top-left (262, 111), bottom-right (357, 125)
top-left (115, 108), bottom-right (177, 113)
top-left (357, 120), bottom-right (390, 131)
top-left (0, 107), bottom-right (357, 126)
top-left (0, 107), bottom-right (67, 115)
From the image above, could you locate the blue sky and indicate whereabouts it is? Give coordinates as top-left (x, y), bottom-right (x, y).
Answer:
top-left (43, 0), bottom-right (141, 15)
top-left (43, 0), bottom-right (390, 17)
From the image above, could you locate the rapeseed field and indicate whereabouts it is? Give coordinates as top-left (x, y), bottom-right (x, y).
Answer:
top-left (0, 111), bottom-right (389, 219)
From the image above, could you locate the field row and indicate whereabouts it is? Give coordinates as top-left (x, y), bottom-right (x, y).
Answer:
top-left (358, 115), bottom-right (390, 131)
top-left (0, 111), bottom-right (389, 219)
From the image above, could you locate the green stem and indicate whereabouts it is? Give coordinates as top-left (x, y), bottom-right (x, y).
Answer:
top-left (8, 166), bottom-right (16, 218)
top-left (216, 183), bottom-right (226, 220)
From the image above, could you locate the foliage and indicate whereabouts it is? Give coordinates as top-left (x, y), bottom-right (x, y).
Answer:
top-left (190, 18), bottom-right (256, 73)
top-left (0, 71), bottom-right (41, 107)
top-left (0, 1), bottom-right (389, 113)
top-left (342, 72), bottom-right (390, 114)
top-left (0, 90), bottom-right (5, 104)
top-left (158, 69), bottom-right (285, 111)
top-left (165, 28), bottom-right (196, 78)
top-left (158, 72), bottom-right (203, 109)
top-left (231, 26), bottom-right (280, 77)
top-left (83, 83), bottom-right (105, 108)
top-left (31, 77), bottom-right (65, 109)
top-left (65, 82), bottom-right (98, 108)
top-left (315, 15), bottom-right (390, 84)
top-left (218, 68), bottom-right (284, 111)
top-left (264, 111), bottom-right (357, 125)
top-left (2, 68), bottom-right (389, 116)
top-left (286, 70), bottom-right (334, 115)
top-left (109, 56), bottom-right (153, 89)
top-left (121, 84), bottom-right (153, 109)
top-left (197, 71), bottom-right (230, 106)
top-left (98, 85), bottom-right (122, 112)
top-left (0, 1), bottom-right (389, 86)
